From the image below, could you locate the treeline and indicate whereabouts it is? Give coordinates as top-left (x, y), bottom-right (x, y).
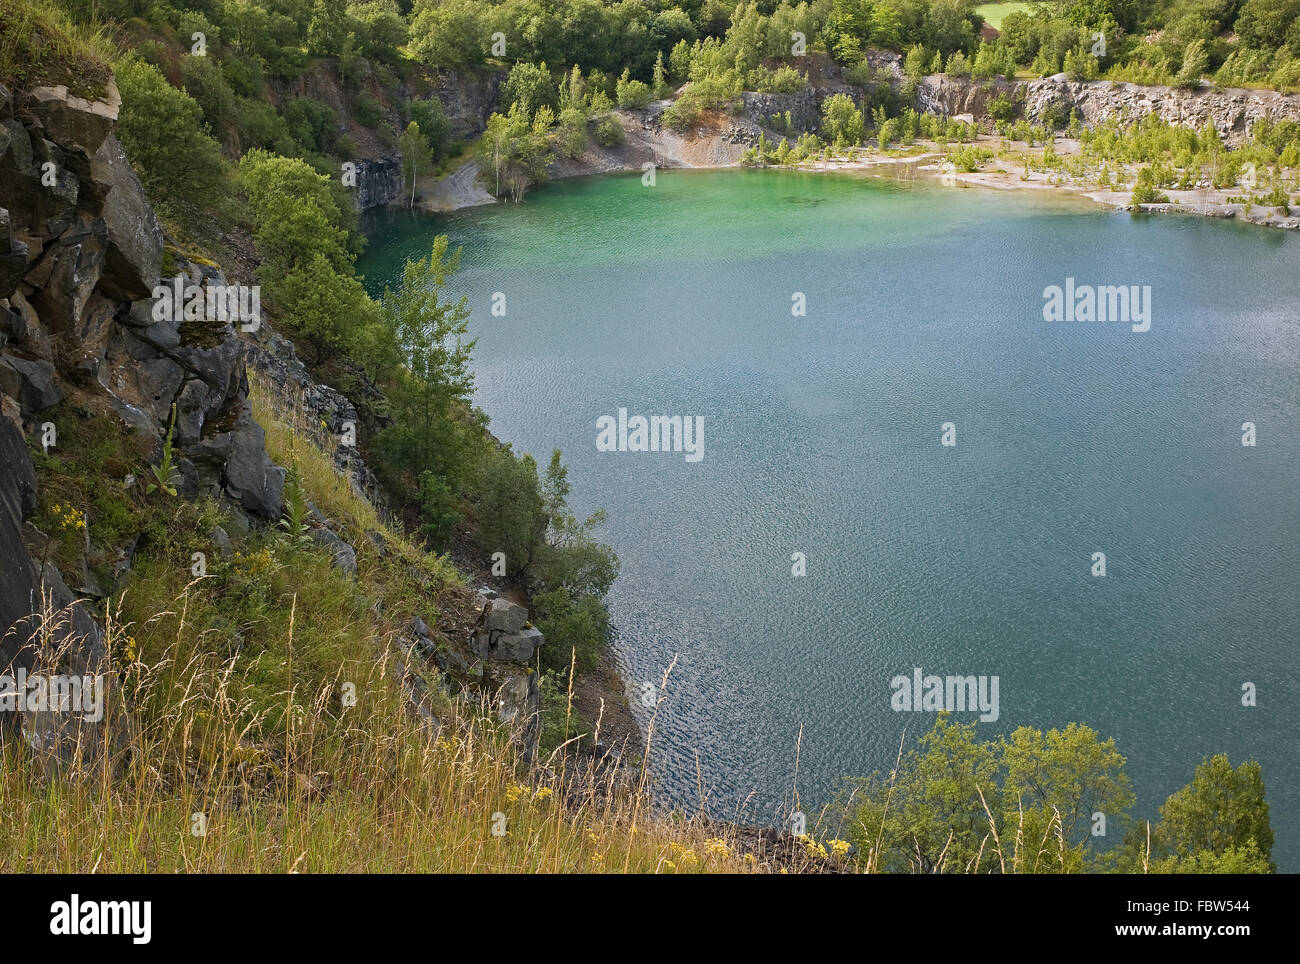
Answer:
top-left (836, 716), bottom-right (1275, 873)
top-left (55, 0), bottom-right (1300, 213)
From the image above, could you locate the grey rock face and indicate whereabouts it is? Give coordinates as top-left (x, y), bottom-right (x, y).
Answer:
top-left (354, 157), bottom-right (402, 209)
top-left (487, 596), bottom-right (529, 635)
top-left (308, 526), bottom-right (358, 577)
top-left (496, 672), bottom-right (540, 762)
top-left (245, 331), bottom-right (386, 509)
top-left (916, 74), bottom-right (1300, 142)
top-left (488, 626), bottom-right (545, 663)
top-left (223, 411), bottom-right (286, 521)
top-left (0, 418), bottom-right (119, 762)
top-left (1, 207), bottom-right (28, 299)
top-left (0, 354), bottom-right (62, 416)
top-left (425, 69), bottom-right (503, 141)
top-left (25, 81), bottom-right (121, 156)
top-left (94, 136), bottom-right (163, 301)
top-left (743, 88), bottom-right (822, 136)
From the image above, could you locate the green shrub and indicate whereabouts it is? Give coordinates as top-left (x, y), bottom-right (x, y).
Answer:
top-left (595, 113), bottom-right (625, 146)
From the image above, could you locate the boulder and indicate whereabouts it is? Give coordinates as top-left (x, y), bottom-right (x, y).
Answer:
top-left (308, 526), bottom-right (358, 577)
top-left (0, 417), bottom-right (118, 762)
top-left (93, 137), bottom-right (163, 301)
top-left (473, 622), bottom-right (544, 663)
top-left (174, 456), bottom-right (201, 500)
top-left (221, 411), bottom-right (285, 521)
top-left (134, 356), bottom-right (186, 424)
top-left (25, 80), bottom-right (121, 156)
top-left (28, 219), bottom-right (108, 331)
top-left (210, 525), bottom-right (233, 558)
top-left (175, 327), bottom-right (244, 418)
top-left (496, 672), bottom-right (540, 761)
top-left (492, 627), bottom-right (545, 663)
top-left (1, 207), bottom-right (29, 299)
top-left (0, 354), bottom-right (62, 415)
top-left (172, 377), bottom-right (211, 444)
top-left (487, 596), bottom-right (529, 634)
top-left (0, 120), bottom-right (37, 218)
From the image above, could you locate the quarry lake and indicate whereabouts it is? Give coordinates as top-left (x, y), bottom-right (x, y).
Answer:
top-left (359, 169), bottom-right (1300, 869)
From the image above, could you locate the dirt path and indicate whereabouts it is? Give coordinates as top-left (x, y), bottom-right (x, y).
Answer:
top-left (418, 159), bottom-right (496, 213)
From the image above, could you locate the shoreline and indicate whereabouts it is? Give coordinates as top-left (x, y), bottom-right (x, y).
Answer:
top-left (414, 119), bottom-right (1300, 232)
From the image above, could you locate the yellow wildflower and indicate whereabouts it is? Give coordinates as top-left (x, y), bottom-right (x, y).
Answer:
top-left (804, 837), bottom-right (829, 860)
top-left (50, 502), bottom-right (85, 533)
top-left (704, 837), bottom-right (732, 859)
top-left (504, 781), bottom-right (528, 804)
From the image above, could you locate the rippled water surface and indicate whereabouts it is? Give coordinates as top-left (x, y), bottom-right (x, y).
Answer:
top-left (360, 169), bottom-right (1300, 868)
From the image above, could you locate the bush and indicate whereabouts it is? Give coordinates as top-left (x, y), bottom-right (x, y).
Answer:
top-left (284, 98), bottom-right (340, 154)
top-left (558, 106), bottom-right (590, 156)
top-left (660, 94), bottom-right (700, 131)
top-left (821, 93), bottom-right (864, 148)
top-left (988, 93), bottom-right (1019, 123)
top-left (236, 97), bottom-right (293, 154)
top-left (179, 55), bottom-right (238, 145)
top-left (616, 69), bottom-right (652, 108)
top-left (534, 585), bottom-right (611, 674)
top-left (353, 93), bottom-right (384, 129)
top-left (595, 113), bottom-right (625, 146)
top-left (472, 448), bottom-right (545, 579)
top-left (949, 145), bottom-right (993, 172)
top-left (1040, 100), bottom-right (1070, 131)
top-left (752, 64), bottom-right (806, 93)
top-left (115, 56), bottom-right (228, 225)
top-left (1175, 39), bottom-right (1209, 88)
top-left (409, 98), bottom-right (449, 158)
top-left (1131, 167), bottom-right (1170, 204)
top-left (504, 61), bottom-right (557, 117)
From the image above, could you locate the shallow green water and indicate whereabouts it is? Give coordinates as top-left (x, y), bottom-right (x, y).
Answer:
top-left (360, 169), bottom-right (1300, 867)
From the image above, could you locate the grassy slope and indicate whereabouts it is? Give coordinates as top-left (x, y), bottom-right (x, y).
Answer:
top-left (0, 0), bottom-right (115, 98)
top-left (1, 377), bottom-right (786, 872)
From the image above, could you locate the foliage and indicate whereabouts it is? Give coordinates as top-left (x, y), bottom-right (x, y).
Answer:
top-left (397, 120), bottom-right (434, 208)
top-left (114, 56), bottom-right (228, 227)
top-left (595, 113), bottom-right (626, 146)
top-left (480, 103), bottom-right (554, 201)
top-left (145, 405), bottom-right (181, 497)
top-left (842, 716), bottom-right (1136, 873)
top-left (821, 92), bottom-right (865, 148)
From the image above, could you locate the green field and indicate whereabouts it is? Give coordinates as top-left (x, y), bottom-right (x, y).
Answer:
top-left (974, 2), bottom-right (1039, 29)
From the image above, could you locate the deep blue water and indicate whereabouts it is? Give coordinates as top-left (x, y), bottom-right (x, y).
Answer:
top-left (360, 169), bottom-right (1300, 868)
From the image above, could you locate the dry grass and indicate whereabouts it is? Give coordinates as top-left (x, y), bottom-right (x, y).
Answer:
top-left (0, 376), bottom-right (784, 873)
top-left (0, 0), bottom-right (116, 98)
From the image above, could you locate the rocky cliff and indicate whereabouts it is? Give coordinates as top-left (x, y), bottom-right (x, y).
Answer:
top-left (0, 76), bottom-right (289, 761)
top-left (0, 68), bottom-right (552, 763)
top-left (918, 74), bottom-right (1300, 140)
top-left (265, 62), bottom-right (504, 211)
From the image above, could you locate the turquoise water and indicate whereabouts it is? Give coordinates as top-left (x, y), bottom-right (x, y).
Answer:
top-left (360, 169), bottom-right (1300, 868)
